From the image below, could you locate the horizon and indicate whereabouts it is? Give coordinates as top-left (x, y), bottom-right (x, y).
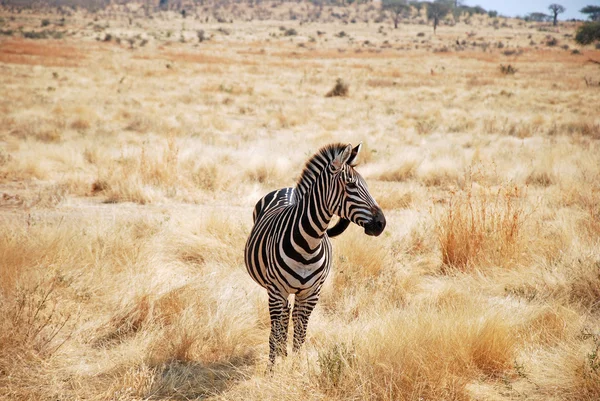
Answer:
top-left (0, 0), bottom-right (597, 20)
top-left (462, 0), bottom-right (595, 20)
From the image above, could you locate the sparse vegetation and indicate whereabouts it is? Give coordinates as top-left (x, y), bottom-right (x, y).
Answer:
top-left (575, 21), bottom-right (600, 45)
top-left (325, 78), bottom-right (349, 97)
top-left (382, 0), bottom-right (408, 29)
top-left (0, 5), bottom-right (599, 401)
top-left (500, 63), bottom-right (518, 74)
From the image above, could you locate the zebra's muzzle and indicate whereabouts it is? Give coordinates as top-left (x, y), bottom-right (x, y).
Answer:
top-left (364, 207), bottom-right (386, 237)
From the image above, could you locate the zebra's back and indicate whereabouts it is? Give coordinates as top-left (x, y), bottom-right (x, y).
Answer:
top-left (245, 187), bottom-right (332, 294)
top-left (252, 187), bottom-right (294, 223)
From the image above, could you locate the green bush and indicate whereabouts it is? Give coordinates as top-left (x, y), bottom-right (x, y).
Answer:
top-left (575, 22), bottom-right (600, 45)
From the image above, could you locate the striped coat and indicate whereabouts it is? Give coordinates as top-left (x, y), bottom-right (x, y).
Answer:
top-left (244, 143), bottom-right (386, 364)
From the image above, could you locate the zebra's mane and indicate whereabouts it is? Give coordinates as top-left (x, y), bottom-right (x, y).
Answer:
top-left (295, 143), bottom-right (348, 200)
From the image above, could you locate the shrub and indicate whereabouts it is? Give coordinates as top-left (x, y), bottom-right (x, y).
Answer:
top-left (575, 22), bottom-right (600, 45)
top-left (325, 78), bottom-right (349, 97)
top-left (23, 31), bottom-right (47, 39)
top-left (284, 28), bottom-right (297, 36)
top-left (500, 64), bottom-right (517, 74)
top-left (41, 18), bottom-right (50, 27)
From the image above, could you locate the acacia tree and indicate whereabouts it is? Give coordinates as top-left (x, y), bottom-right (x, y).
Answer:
top-left (382, 0), bottom-right (409, 29)
top-left (581, 5), bottom-right (600, 21)
top-left (548, 3), bottom-right (565, 26)
top-left (426, 1), bottom-right (451, 34)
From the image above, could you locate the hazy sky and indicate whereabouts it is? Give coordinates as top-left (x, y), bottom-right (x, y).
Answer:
top-left (462, 0), bottom-right (597, 20)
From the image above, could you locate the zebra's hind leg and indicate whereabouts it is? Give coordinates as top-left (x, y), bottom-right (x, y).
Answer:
top-left (268, 290), bottom-right (290, 365)
top-left (292, 291), bottom-right (319, 352)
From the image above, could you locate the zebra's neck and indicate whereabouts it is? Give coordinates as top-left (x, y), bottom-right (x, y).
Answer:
top-left (292, 179), bottom-right (334, 252)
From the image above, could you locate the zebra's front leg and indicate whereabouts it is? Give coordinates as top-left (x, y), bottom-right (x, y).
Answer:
top-left (268, 290), bottom-right (290, 365)
top-left (292, 291), bottom-right (319, 352)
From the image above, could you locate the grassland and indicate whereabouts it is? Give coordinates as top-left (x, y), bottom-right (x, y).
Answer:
top-left (1, 3), bottom-right (600, 400)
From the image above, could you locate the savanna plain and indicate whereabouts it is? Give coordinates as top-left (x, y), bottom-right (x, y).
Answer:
top-left (1, 3), bottom-right (600, 400)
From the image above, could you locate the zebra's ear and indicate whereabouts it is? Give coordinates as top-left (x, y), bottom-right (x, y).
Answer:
top-left (332, 144), bottom-right (353, 171)
top-left (347, 142), bottom-right (362, 167)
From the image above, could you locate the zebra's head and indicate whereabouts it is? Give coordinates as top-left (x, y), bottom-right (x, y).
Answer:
top-left (329, 143), bottom-right (386, 237)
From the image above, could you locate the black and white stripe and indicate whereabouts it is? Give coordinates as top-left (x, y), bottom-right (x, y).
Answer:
top-left (244, 143), bottom-right (386, 365)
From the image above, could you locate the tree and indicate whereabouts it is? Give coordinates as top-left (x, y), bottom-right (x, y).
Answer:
top-left (575, 21), bottom-right (600, 45)
top-left (409, 0), bottom-right (424, 12)
top-left (527, 12), bottom-right (550, 22)
top-left (426, 1), bottom-right (451, 34)
top-left (548, 3), bottom-right (565, 26)
top-left (581, 5), bottom-right (600, 21)
top-left (382, 0), bottom-right (409, 29)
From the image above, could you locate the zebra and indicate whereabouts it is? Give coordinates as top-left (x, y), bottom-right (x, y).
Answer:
top-left (244, 142), bottom-right (386, 365)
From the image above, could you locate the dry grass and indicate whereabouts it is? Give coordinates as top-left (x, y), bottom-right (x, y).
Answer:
top-left (1, 5), bottom-right (600, 401)
top-left (434, 184), bottom-right (531, 271)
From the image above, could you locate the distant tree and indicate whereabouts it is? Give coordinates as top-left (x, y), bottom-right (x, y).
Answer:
top-left (548, 3), bottom-right (565, 26)
top-left (159, 0), bottom-right (168, 10)
top-left (580, 5), bottom-right (600, 21)
top-left (426, 1), bottom-right (451, 34)
top-left (382, 0), bottom-right (409, 29)
top-left (456, 5), bottom-right (486, 17)
top-left (575, 21), bottom-right (600, 45)
top-left (527, 12), bottom-right (550, 22)
top-left (409, 0), bottom-right (424, 12)
top-left (487, 10), bottom-right (498, 18)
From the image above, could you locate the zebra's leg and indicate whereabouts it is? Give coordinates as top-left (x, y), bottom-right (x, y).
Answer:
top-left (268, 289), bottom-right (290, 365)
top-left (292, 291), bottom-right (320, 352)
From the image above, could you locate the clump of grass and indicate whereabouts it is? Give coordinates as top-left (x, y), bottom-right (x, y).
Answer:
top-left (94, 295), bottom-right (151, 347)
top-left (318, 343), bottom-right (355, 389)
top-left (526, 170), bottom-right (555, 187)
top-left (95, 136), bottom-right (183, 204)
top-left (414, 116), bottom-right (439, 135)
top-left (434, 184), bottom-right (529, 271)
top-left (377, 159), bottom-right (420, 182)
top-left (0, 276), bottom-right (74, 399)
top-left (500, 64), bottom-right (517, 75)
top-left (345, 303), bottom-right (519, 400)
top-left (375, 188), bottom-right (414, 210)
top-left (191, 163), bottom-right (221, 191)
top-left (325, 78), bottom-right (349, 98)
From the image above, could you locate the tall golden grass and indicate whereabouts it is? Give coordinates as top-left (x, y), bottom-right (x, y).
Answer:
top-left (1, 5), bottom-right (600, 401)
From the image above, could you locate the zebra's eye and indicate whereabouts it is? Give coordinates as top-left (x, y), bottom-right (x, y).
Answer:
top-left (346, 181), bottom-right (357, 189)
